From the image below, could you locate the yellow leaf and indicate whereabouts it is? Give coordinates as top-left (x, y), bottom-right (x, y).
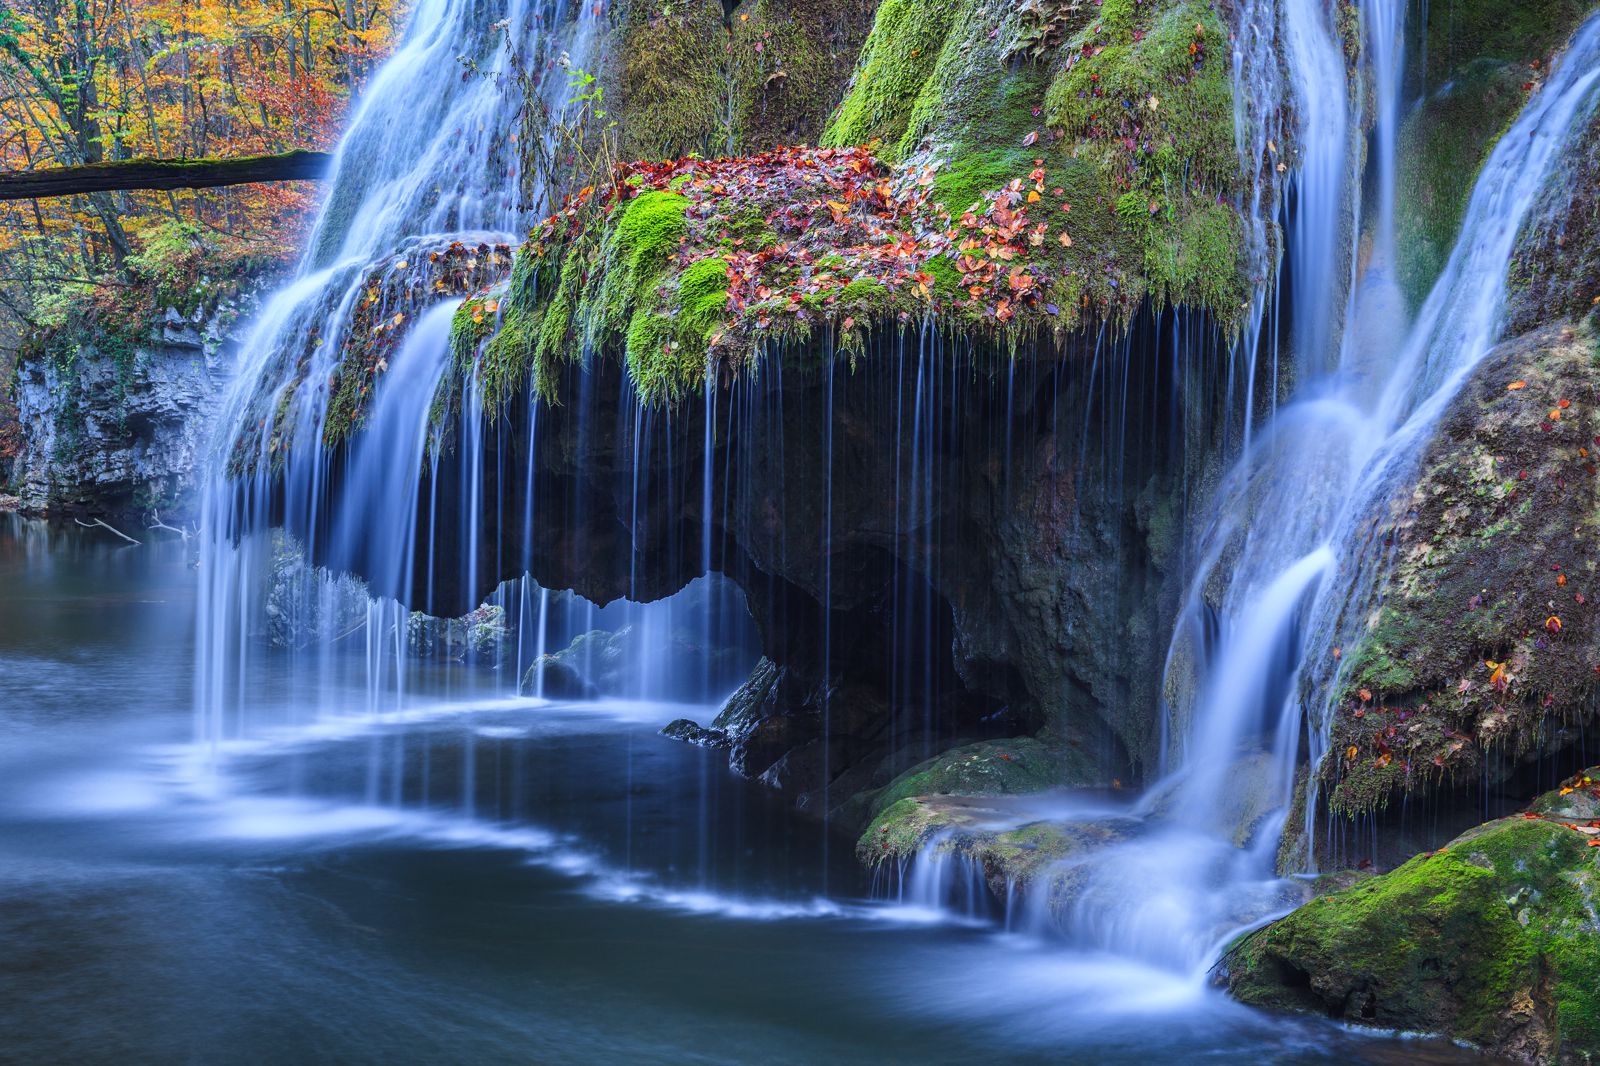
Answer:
top-left (392, 312), bottom-right (405, 327)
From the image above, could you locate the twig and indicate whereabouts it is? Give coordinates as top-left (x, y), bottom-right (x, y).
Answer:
top-left (145, 509), bottom-right (193, 540)
top-left (75, 516), bottom-right (142, 544)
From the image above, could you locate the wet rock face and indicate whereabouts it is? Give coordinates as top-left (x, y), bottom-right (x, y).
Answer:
top-left (1222, 768), bottom-right (1600, 1064)
top-left (1320, 322), bottom-right (1600, 818)
top-left (292, 315), bottom-right (1233, 822)
top-left (12, 295), bottom-right (259, 521)
top-left (1505, 108), bottom-right (1600, 338)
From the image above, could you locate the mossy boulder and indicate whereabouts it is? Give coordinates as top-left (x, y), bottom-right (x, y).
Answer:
top-left (1506, 106), bottom-right (1600, 338)
top-left (1394, 60), bottom-right (1526, 307)
top-left (1321, 321), bottom-right (1600, 817)
top-left (855, 736), bottom-right (1113, 895)
top-left (863, 735), bottom-right (1090, 820)
top-left (1221, 769), bottom-right (1600, 1064)
top-left (1394, 2), bottom-right (1599, 305)
top-left (1408, 0), bottom-right (1591, 91)
top-left (826, 0), bottom-right (1249, 325)
top-left (602, 0), bottom-right (877, 160)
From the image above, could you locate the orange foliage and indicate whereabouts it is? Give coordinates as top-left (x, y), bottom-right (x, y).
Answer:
top-left (0, 0), bottom-right (405, 323)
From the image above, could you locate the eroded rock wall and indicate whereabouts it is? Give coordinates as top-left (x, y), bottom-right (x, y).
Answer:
top-left (12, 295), bottom-right (260, 521)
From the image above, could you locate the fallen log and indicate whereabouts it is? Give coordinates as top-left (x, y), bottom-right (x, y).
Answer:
top-left (0, 150), bottom-right (335, 201)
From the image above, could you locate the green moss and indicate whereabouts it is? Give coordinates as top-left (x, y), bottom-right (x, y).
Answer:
top-left (679, 256), bottom-right (732, 326)
top-left (1412, 0), bottom-right (1589, 87)
top-left (1043, 2), bottom-right (1237, 190)
top-left (1395, 61), bottom-right (1526, 307)
top-left (822, 0), bottom-right (960, 156)
top-left (607, 0), bottom-right (876, 160)
top-left (866, 737), bottom-right (1082, 820)
top-left (1318, 324), bottom-right (1600, 818)
top-left (1226, 811), bottom-right (1600, 1059)
top-left (825, 0), bottom-right (1244, 325)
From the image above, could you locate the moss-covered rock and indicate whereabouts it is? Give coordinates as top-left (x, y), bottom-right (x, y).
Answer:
top-left (1506, 106), bottom-right (1600, 338)
top-left (1394, 60), bottom-right (1526, 307)
top-left (461, 0), bottom-right (1257, 410)
top-left (853, 736), bottom-right (1113, 896)
top-left (480, 145), bottom-right (971, 404)
top-left (826, 0), bottom-right (1249, 325)
top-left (1393, 3), bottom-right (1599, 306)
top-left (602, 0), bottom-right (877, 161)
top-left (1408, 0), bottom-right (1591, 90)
top-left (1320, 321), bottom-right (1600, 817)
top-left (864, 735), bottom-right (1092, 821)
top-left (1222, 768), bottom-right (1600, 1063)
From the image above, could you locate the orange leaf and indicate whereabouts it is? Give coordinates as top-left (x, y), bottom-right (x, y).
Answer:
top-left (1507, 380), bottom-right (1527, 390)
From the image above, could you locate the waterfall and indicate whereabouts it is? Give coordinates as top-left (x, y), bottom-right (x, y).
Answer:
top-left (191, 0), bottom-right (760, 761)
top-left (969, 4), bottom-right (1600, 977)
top-left (187, 0), bottom-right (1600, 993)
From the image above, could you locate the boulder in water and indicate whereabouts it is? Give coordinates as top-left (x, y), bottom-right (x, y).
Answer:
top-left (520, 656), bottom-right (596, 700)
top-left (660, 718), bottom-right (729, 749)
top-left (1220, 767), bottom-right (1600, 1064)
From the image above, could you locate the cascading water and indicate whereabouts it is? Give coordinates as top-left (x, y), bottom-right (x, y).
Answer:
top-left (884, 1), bottom-right (1600, 981)
top-left (191, 0), bottom-right (766, 865)
top-left (189, 0), bottom-right (1600, 1001)
top-left (1028, 4), bottom-right (1600, 978)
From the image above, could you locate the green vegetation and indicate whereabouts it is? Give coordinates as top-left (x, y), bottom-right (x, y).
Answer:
top-left (1321, 323), bottom-right (1600, 817)
top-left (822, 0), bottom-right (962, 154)
top-left (1395, 62), bottom-right (1527, 306)
top-left (1411, 0), bottom-right (1590, 87)
top-left (1226, 795), bottom-right (1600, 1060)
top-left (827, 0), bottom-right (1248, 326)
top-left (605, 0), bottom-right (876, 160)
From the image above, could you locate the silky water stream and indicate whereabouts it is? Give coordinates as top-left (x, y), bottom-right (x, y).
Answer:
top-left (0, 514), bottom-right (1486, 1063)
top-left (5, 0), bottom-right (1597, 1058)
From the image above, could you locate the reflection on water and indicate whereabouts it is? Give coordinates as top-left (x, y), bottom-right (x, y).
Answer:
top-left (0, 515), bottom-right (1491, 1064)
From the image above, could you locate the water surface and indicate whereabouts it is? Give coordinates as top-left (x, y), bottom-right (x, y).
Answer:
top-left (0, 515), bottom-right (1489, 1064)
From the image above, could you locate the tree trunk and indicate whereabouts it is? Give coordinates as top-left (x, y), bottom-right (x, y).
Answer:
top-left (0, 151), bottom-right (335, 201)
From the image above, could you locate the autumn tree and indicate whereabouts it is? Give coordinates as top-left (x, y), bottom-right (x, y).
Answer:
top-left (0, 0), bottom-right (403, 333)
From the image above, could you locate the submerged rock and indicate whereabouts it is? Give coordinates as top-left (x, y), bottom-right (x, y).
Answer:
top-left (855, 737), bottom-right (1114, 896)
top-left (660, 718), bottom-right (729, 749)
top-left (519, 656), bottom-right (597, 700)
top-left (1220, 768), bottom-right (1600, 1064)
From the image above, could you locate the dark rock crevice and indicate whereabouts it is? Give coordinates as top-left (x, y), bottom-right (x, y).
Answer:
top-left (261, 307), bottom-right (1256, 821)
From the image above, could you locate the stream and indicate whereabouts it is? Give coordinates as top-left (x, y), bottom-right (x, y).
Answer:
top-left (0, 514), bottom-right (1490, 1064)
